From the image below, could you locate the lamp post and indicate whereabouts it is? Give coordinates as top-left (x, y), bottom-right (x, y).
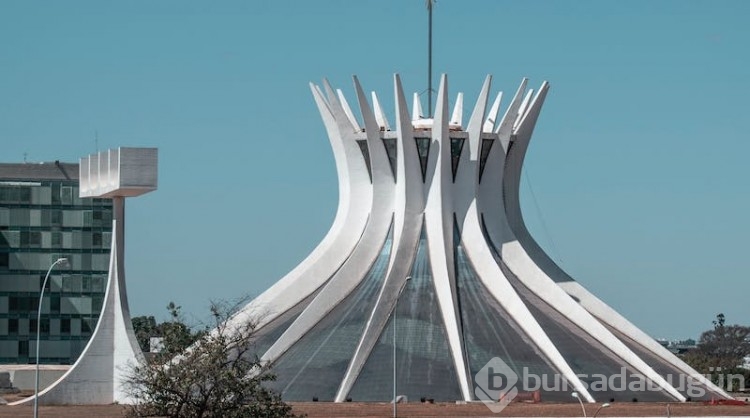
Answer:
top-left (34, 257), bottom-right (68, 418)
top-left (593, 402), bottom-right (610, 417)
top-left (393, 276), bottom-right (411, 418)
top-left (572, 391), bottom-right (587, 417)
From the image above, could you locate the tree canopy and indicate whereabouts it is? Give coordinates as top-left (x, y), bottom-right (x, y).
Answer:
top-left (682, 313), bottom-right (750, 392)
top-left (126, 300), bottom-right (298, 418)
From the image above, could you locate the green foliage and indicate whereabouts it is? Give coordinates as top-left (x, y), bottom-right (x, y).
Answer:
top-left (681, 313), bottom-right (750, 391)
top-left (131, 315), bottom-right (157, 353)
top-left (125, 300), bottom-right (298, 418)
top-left (131, 302), bottom-right (203, 355)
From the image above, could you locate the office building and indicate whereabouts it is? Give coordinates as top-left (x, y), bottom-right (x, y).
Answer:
top-left (0, 162), bottom-right (112, 365)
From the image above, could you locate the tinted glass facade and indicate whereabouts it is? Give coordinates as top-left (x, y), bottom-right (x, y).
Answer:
top-left (267, 224), bottom-right (394, 401)
top-left (0, 163), bottom-right (112, 365)
top-left (349, 225), bottom-right (461, 401)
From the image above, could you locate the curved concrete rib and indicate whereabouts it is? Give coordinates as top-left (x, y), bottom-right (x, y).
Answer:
top-left (371, 91), bottom-right (391, 131)
top-left (233, 73), bottom-right (724, 403)
top-left (424, 74), bottom-right (472, 401)
top-left (11, 198), bottom-right (143, 405)
top-left (498, 84), bottom-right (685, 402)
top-left (557, 280), bottom-right (730, 398)
top-left (483, 92), bottom-right (503, 133)
top-left (337, 89), bottom-right (362, 132)
top-left (485, 85), bottom-right (729, 398)
top-left (261, 77), bottom-right (396, 364)
top-left (230, 81), bottom-right (372, 333)
top-left (450, 92), bottom-right (464, 127)
top-left (461, 202), bottom-right (596, 403)
top-left (335, 75), bottom-right (426, 401)
top-left (452, 78), bottom-right (594, 402)
top-left (413, 92), bottom-right (424, 120)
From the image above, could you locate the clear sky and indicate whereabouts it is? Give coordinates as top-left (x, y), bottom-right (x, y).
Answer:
top-left (1, 1), bottom-right (748, 340)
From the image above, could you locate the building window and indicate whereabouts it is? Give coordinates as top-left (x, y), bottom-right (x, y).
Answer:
top-left (50, 210), bottom-right (62, 226)
top-left (18, 341), bottom-right (29, 357)
top-left (60, 319), bottom-right (71, 334)
top-left (61, 186), bottom-right (73, 205)
top-left (8, 319), bottom-right (18, 334)
top-left (82, 276), bottom-right (91, 292)
top-left (51, 232), bottom-right (62, 247)
top-left (0, 252), bottom-right (8, 268)
top-left (0, 186), bottom-right (31, 203)
top-left (92, 296), bottom-right (103, 312)
top-left (21, 231), bottom-right (42, 248)
top-left (8, 296), bottom-right (21, 312)
top-left (81, 319), bottom-right (93, 334)
top-left (450, 138), bottom-right (465, 182)
top-left (478, 137), bottom-right (495, 183)
top-left (414, 137), bottom-right (431, 182)
top-left (51, 297), bottom-right (60, 313)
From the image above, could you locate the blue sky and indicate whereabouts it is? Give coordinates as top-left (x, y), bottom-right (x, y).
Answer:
top-left (1, 1), bottom-right (747, 339)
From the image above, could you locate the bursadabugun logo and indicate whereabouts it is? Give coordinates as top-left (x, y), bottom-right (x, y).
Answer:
top-left (474, 357), bottom-right (518, 413)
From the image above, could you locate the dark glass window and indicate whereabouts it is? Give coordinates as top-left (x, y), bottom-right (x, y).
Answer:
top-left (50, 210), bottom-right (62, 226)
top-left (61, 319), bottom-right (71, 334)
top-left (51, 232), bottom-right (62, 247)
top-left (23, 231), bottom-right (42, 248)
top-left (61, 187), bottom-right (73, 205)
top-left (51, 184), bottom-right (61, 204)
top-left (414, 137), bottom-right (431, 182)
top-left (1, 187), bottom-right (33, 203)
top-left (8, 319), bottom-right (18, 334)
top-left (81, 318), bottom-right (94, 334)
top-left (8, 297), bottom-right (19, 312)
top-left (450, 138), bottom-right (465, 182)
top-left (382, 137), bottom-right (397, 180)
top-left (0, 252), bottom-right (8, 267)
top-left (50, 297), bottom-right (60, 313)
top-left (92, 296), bottom-right (103, 313)
top-left (478, 138), bottom-right (495, 183)
top-left (30, 319), bottom-right (38, 333)
top-left (356, 140), bottom-right (372, 183)
top-left (92, 233), bottom-right (102, 248)
top-left (18, 341), bottom-right (29, 357)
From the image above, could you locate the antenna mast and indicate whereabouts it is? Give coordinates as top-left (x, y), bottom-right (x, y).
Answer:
top-left (427, 0), bottom-right (435, 116)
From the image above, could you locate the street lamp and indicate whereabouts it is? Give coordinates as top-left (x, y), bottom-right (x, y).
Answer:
top-left (34, 257), bottom-right (69, 418)
top-left (393, 276), bottom-right (411, 418)
top-left (571, 391), bottom-right (587, 417)
top-left (593, 402), bottom-right (610, 417)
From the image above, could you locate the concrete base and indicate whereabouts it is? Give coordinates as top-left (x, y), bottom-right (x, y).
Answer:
top-left (0, 365), bottom-right (69, 391)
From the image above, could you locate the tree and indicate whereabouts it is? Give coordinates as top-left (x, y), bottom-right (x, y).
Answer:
top-left (124, 299), bottom-right (298, 418)
top-left (132, 302), bottom-right (198, 354)
top-left (131, 315), bottom-right (157, 353)
top-left (682, 313), bottom-right (750, 391)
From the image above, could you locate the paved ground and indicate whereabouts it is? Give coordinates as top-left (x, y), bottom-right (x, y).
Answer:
top-left (1, 402), bottom-right (749, 417)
